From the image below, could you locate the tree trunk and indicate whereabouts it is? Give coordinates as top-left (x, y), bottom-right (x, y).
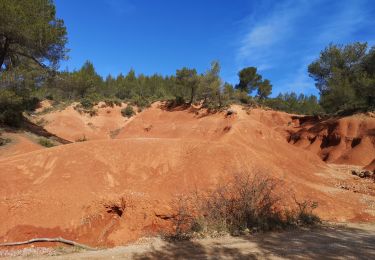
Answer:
top-left (190, 86), bottom-right (195, 104)
top-left (0, 37), bottom-right (9, 70)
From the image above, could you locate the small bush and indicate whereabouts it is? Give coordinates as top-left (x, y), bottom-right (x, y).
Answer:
top-left (0, 137), bottom-right (11, 146)
top-left (194, 173), bottom-right (284, 234)
top-left (38, 137), bottom-right (55, 148)
top-left (130, 96), bottom-right (151, 109)
top-left (121, 105), bottom-right (135, 118)
top-left (104, 99), bottom-right (122, 108)
top-left (293, 197), bottom-right (321, 225)
top-left (165, 171), bottom-right (320, 239)
top-left (74, 103), bottom-right (98, 117)
top-left (80, 98), bottom-right (95, 109)
top-left (0, 89), bottom-right (24, 127)
top-left (104, 100), bottom-right (115, 108)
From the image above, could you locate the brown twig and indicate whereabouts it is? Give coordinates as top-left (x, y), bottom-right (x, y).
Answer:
top-left (0, 237), bottom-right (96, 251)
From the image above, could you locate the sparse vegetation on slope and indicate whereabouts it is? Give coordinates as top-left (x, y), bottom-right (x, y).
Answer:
top-left (0, 136), bottom-right (10, 146)
top-left (121, 105), bottom-right (135, 118)
top-left (37, 137), bottom-right (55, 148)
top-left (167, 172), bottom-right (320, 240)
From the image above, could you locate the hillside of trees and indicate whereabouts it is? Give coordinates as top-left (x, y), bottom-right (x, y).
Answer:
top-left (1, 1), bottom-right (374, 127)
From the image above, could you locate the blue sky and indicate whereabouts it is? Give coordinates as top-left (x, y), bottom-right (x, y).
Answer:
top-left (55, 0), bottom-right (375, 96)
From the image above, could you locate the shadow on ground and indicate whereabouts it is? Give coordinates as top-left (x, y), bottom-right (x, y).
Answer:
top-left (132, 224), bottom-right (375, 259)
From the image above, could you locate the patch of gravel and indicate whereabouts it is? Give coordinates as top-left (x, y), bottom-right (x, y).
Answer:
top-left (0, 247), bottom-right (56, 258)
top-left (0, 246), bottom-right (79, 258)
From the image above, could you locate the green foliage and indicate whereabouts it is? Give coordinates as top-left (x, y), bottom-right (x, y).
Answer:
top-left (199, 61), bottom-right (223, 108)
top-left (265, 92), bottom-right (323, 115)
top-left (0, 0), bottom-right (67, 71)
top-left (236, 67), bottom-right (262, 93)
top-left (176, 67), bottom-right (199, 104)
top-left (0, 87), bottom-right (40, 126)
top-left (308, 42), bottom-right (375, 113)
top-left (130, 95), bottom-right (150, 109)
top-left (103, 99), bottom-right (122, 108)
top-left (80, 98), bottom-right (95, 109)
top-left (121, 105), bottom-right (135, 118)
top-left (235, 67), bottom-right (273, 100)
top-left (38, 137), bottom-right (55, 147)
top-left (0, 88), bottom-right (24, 126)
top-left (257, 79), bottom-right (272, 100)
top-left (0, 0), bottom-right (66, 127)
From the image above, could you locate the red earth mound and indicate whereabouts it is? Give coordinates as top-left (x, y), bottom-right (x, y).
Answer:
top-left (0, 132), bottom-right (44, 159)
top-left (288, 114), bottom-right (375, 167)
top-left (0, 103), bottom-right (374, 248)
top-left (33, 102), bottom-right (133, 142)
top-left (365, 159), bottom-right (375, 172)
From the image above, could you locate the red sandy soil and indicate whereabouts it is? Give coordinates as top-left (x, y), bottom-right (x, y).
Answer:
top-left (365, 159), bottom-right (375, 172)
top-left (0, 132), bottom-right (44, 159)
top-left (33, 102), bottom-right (132, 142)
top-left (0, 102), bottom-right (374, 248)
top-left (35, 100), bottom-right (53, 113)
top-left (289, 114), bottom-right (375, 167)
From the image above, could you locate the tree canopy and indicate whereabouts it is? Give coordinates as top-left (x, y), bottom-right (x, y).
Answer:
top-left (176, 67), bottom-right (199, 104)
top-left (0, 0), bottom-right (67, 126)
top-left (308, 42), bottom-right (375, 112)
top-left (236, 67), bottom-right (262, 93)
top-left (4, 1), bottom-right (374, 127)
top-left (235, 67), bottom-right (273, 100)
top-left (0, 0), bottom-right (67, 71)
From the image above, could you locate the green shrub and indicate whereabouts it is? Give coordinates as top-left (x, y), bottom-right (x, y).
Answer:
top-left (0, 89), bottom-right (25, 127)
top-left (104, 99), bottom-right (122, 108)
top-left (80, 98), bottom-right (95, 109)
top-left (73, 102), bottom-right (98, 117)
top-left (104, 100), bottom-right (115, 108)
top-left (121, 105), bottom-right (135, 118)
top-left (38, 137), bottom-right (55, 148)
top-left (130, 96), bottom-right (150, 109)
top-left (166, 96), bottom-right (186, 109)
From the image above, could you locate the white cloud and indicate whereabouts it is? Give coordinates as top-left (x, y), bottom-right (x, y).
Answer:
top-left (235, 0), bottom-right (373, 95)
top-left (236, 0), bottom-right (311, 70)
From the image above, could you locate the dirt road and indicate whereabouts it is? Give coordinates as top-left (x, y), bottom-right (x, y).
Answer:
top-left (2, 223), bottom-right (374, 259)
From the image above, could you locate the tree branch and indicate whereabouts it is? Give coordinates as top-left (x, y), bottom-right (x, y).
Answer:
top-left (0, 237), bottom-right (97, 251)
top-left (11, 50), bottom-right (48, 69)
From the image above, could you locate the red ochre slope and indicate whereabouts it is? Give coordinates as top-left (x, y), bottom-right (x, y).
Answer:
top-left (0, 103), bottom-right (374, 247)
top-left (289, 114), bottom-right (375, 167)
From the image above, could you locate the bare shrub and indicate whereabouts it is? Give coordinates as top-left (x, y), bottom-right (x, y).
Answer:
top-left (166, 171), bottom-right (320, 239)
top-left (168, 195), bottom-right (195, 240)
top-left (293, 196), bottom-right (320, 225)
top-left (193, 173), bottom-right (284, 234)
